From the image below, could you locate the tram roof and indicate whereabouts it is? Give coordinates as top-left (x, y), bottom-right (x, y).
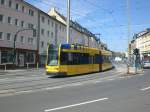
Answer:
top-left (61, 44), bottom-right (96, 49)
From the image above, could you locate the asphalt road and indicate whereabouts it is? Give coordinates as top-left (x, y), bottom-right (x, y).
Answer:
top-left (0, 63), bottom-right (125, 95)
top-left (0, 65), bottom-right (149, 112)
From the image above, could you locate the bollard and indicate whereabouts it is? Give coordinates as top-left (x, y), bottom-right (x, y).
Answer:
top-left (27, 63), bottom-right (29, 69)
top-left (37, 62), bottom-right (39, 69)
top-left (4, 64), bottom-right (6, 71)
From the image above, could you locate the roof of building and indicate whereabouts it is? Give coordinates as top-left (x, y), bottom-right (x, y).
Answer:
top-left (136, 28), bottom-right (150, 38)
top-left (50, 8), bottom-right (98, 40)
top-left (23, 0), bottom-right (66, 26)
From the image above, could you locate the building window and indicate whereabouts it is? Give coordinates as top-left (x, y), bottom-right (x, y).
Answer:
top-left (41, 16), bottom-right (45, 23)
top-left (41, 29), bottom-right (44, 35)
top-left (28, 37), bottom-right (34, 44)
top-left (29, 9), bottom-right (34, 16)
top-left (8, 17), bottom-right (12, 24)
top-left (6, 33), bottom-right (11, 41)
top-left (48, 19), bottom-right (50, 25)
top-left (28, 23), bottom-right (33, 28)
top-left (1, 51), bottom-right (13, 64)
top-left (1, 0), bottom-right (5, 5)
top-left (0, 14), bottom-right (4, 23)
top-left (8, 0), bottom-right (12, 7)
top-left (27, 52), bottom-right (35, 63)
top-left (0, 32), bottom-right (4, 40)
top-left (51, 32), bottom-right (53, 38)
top-left (22, 6), bottom-right (25, 12)
top-left (16, 3), bottom-right (19, 10)
top-left (20, 36), bottom-right (24, 43)
top-left (59, 25), bottom-right (61, 31)
top-left (41, 41), bottom-right (44, 47)
top-left (21, 21), bottom-right (24, 27)
top-left (15, 19), bottom-right (18, 26)
top-left (47, 31), bottom-right (50, 37)
top-left (51, 21), bottom-right (54, 27)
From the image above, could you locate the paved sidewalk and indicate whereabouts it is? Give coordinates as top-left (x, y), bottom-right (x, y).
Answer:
top-left (0, 68), bottom-right (45, 75)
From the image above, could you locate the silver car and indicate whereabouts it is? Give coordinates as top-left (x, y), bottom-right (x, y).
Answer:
top-left (143, 60), bottom-right (150, 68)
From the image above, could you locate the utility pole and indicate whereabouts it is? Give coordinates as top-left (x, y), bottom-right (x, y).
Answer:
top-left (66, 0), bottom-right (70, 44)
top-left (126, 0), bottom-right (131, 74)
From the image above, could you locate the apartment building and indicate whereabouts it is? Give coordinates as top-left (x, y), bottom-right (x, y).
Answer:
top-left (38, 10), bottom-right (66, 65)
top-left (0, 0), bottom-right (104, 68)
top-left (135, 28), bottom-right (150, 60)
top-left (0, 0), bottom-right (38, 67)
top-left (48, 8), bottom-right (99, 48)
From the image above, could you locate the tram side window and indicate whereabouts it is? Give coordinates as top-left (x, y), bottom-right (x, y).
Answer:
top-left (95, 54), bottom-right (102, 64)
top-left (68, 53), bottom-right (73, 64)
top-left (60, 52), bottom-right (90, 65)
top-left (60, 52), bottom-right (68, 65)
top-left (103, 55), bottom-right (110, 63)
top-left (89, 56), bottom-right (93, 64)
top-left (73, 53), bottom-right (80, 64)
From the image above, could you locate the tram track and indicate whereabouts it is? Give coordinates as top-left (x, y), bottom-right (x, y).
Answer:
top-left (0, 69), bottom-right (117, 86)
top-left (0, 70), bottom-right (123, 95)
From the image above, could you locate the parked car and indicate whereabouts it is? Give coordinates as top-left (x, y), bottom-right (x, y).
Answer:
top-left (143, 60), bottom-right (150, 68)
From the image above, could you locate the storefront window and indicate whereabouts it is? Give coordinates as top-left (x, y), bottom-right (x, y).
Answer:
top-left (27, 52), bottom-right (35, 63)
top-left (1, 51), bottom-right (13, 63)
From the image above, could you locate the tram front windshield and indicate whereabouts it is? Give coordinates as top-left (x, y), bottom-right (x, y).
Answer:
top-left (47, 45), bottom-right (58, 66)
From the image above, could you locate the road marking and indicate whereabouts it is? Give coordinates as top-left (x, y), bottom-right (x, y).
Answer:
top-left (140, 86), bottom-right (150, 91)
top-left (15, 90), bottom-right (33, 94)
top-left (94, 80), bottom-right (102, 84)
top-left (0, 89), bottom-right (15, 94)
top-left (44, 97), bottom-right (108, 112)
top-left (45, 86), bottom-right (64, 90)
top-left (71, 82), bottom-right (83, 86)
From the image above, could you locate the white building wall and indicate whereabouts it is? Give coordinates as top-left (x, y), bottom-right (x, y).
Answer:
top-left (39, 13), bottom-right (67, 56)
top-left (0, 0), bottom-right (38, 50)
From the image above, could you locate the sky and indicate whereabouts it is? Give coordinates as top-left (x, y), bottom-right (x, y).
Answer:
top-left (25, 0), bottom-right (150, 52)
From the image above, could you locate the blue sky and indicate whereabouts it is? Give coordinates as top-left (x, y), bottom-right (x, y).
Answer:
top-left (25, 0), bottom-right (150, 52)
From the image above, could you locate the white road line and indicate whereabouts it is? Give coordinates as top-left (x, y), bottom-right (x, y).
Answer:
top-left (44, 97), bottom-right (108, 112)
top-left (107, 78), bottom-right (115, 81)
top-left (0, 89), bottom-right (15, 94)
top-left (15, 90), bottom-right (33, 94)
top-left (94, 80), bottom-right (102, 84)
top-left (71, 82), bottom-right (83, 86)
top-left (140, 86), bottom-right (150, 91)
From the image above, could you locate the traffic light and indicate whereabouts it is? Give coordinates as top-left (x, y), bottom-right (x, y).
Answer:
top-left (133, 48), bottom-right (139, 55)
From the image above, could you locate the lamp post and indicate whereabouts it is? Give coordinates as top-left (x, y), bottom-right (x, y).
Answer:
top-left (126, 0), bottom-right (131, 74)
top-left (13, 28), bottom-right (36, 66)
top-left (66, 0), bottom-right (70, 44)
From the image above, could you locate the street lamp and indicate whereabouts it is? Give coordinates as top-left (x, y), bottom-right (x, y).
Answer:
top-left (13, 28), bottom-right (36, 66)
top-left (66, 0), bottom-right (70, 44)
top-left (126, 0), bottom-right (131, 74)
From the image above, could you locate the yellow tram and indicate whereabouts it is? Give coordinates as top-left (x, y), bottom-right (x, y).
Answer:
top-left (46, 44), bottom-right (113, 76)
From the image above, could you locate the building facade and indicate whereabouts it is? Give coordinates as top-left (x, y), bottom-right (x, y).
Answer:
top-left (38, 11), bottom-right (66, 65)
top-left (48, 8), bottom-right (99, 48)
top-left (0, 0), bottom-right (105, 68)
top-left (136, 29), bottom-right (150, 60)
top-left (130, 29), bottom-right (150, 60)
top-left (0, 0), bottom-right (38, 67)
